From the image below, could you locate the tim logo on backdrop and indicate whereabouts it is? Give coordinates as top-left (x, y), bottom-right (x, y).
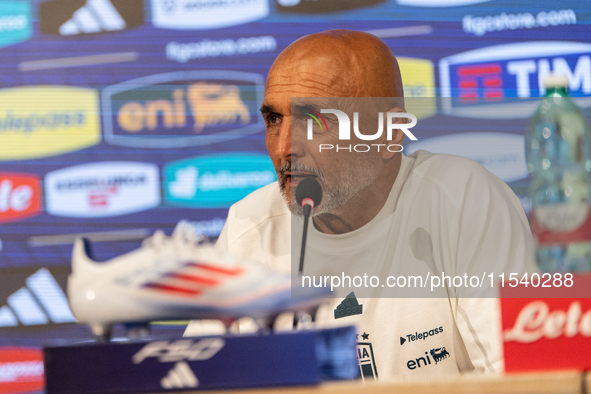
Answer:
top-left (303, 107), bottom-right (417, 153)
top-left (439, 41), bottom-right (591, 118)
top-left (102, 71), bottom-right (263, 148)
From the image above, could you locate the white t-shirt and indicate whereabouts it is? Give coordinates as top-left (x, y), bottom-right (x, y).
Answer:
top-left (185, 150), bottom-right (536, 381)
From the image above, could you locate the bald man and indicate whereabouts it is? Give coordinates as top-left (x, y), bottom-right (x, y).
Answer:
top-left (185, 30), bottom-right (536, 381)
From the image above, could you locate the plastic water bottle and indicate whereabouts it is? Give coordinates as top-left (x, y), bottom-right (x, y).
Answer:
top-left (526, 74), bottom-right (591, 273)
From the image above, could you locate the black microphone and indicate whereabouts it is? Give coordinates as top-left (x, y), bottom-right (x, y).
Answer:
top-left (295, 177), bottom-right (322, 274)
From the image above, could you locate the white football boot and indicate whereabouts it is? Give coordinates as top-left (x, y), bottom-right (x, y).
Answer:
top-left (68, 221), bottom-right (329, 340)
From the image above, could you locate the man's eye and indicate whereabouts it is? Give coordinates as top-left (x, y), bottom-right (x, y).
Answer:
top-left (268, 114), bottom-right (280, 124)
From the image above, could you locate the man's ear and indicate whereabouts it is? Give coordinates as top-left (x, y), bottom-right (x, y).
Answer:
top-left (380, 106), bottom-right (407, 160)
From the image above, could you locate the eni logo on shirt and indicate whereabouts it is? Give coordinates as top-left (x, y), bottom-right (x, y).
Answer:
top-left (406, 347), bottom-right (451, 370)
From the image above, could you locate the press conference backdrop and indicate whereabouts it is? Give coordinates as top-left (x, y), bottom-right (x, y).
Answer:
top-left (0, 0), bottom-right (591, 384)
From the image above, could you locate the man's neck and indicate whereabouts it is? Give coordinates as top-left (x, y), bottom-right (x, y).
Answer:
top-left (312, 154), bottom-right (402, 235)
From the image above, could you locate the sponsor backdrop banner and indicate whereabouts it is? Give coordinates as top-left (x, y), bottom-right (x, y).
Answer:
top-left (0, 0), bottom-right (589, 374)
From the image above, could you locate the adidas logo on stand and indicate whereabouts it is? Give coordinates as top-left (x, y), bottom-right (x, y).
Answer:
top-left (334, 292), bottom-right (363, 319)
top-left (161, 361), bottom-right (199, 389)
top-left (0, 268), bottom-right (76, 327)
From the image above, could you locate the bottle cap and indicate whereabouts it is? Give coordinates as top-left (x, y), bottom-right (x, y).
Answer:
top-left (543, 73), bottom-right (569, 89)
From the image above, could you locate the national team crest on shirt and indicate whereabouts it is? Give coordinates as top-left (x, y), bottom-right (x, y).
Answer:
top-left (357, 332), bottom-right (378, 380)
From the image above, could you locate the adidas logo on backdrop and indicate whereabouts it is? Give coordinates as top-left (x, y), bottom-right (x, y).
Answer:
top-left (0, 268), bottom-right (76, 327)
top-left (40, 0), bottom-right (144, 36)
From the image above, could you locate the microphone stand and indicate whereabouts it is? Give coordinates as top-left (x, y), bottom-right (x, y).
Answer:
top-left (295, 202), bottom-right (312, 328)
top-left (298, 204), bottom-right (312, 275)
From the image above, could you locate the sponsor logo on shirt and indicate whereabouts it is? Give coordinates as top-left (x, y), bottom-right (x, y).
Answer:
top-left (400, 326), bottom-right (443, 345)
top-left (334, 292), bottom-right (363, 319)
top-left (0, 173), bottom-right (42, 223)
top-left (0, 86), bottom-right (101, 160)
top-left (164, 154), bottom-right (276, 208)
top-left (0, 347), bottom-right (44, 394)
top-left (405, 132), bottom-right (528, 183)
top-left (151, 0), bottom-right (268, 30)
top-left (406, 346), bottom-right (450, 370)
top-left (0, 1), bottom-right (32, 48)
top-left (40, 0), bottom-right (144, 36)
top-left (275, 0), bottom-right (385, 14)
top-left (357, 336), bottom-right (378, 380)
top-left (439, 41), bottom-right (591, 118)
top-left (102, 71), bottom-right (264, 148)
top-left (45, 162), bottom-right (161, 217)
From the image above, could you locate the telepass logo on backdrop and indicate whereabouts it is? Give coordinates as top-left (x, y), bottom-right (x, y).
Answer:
top-left (0, 86), bottom-right (100, 160)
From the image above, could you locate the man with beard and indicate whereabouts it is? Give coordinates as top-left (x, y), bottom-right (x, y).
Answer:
top-left (185, 29), bottom-right (535, 380)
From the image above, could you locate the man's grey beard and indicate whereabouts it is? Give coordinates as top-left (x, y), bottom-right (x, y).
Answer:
top-left (278, 162), bottom-right (380, 217)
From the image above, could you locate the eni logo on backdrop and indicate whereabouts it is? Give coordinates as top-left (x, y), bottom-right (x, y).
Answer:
top-left (0, 86), bottom-right (101, 160)
top-left (102, 71), bottom-right (264, 148)
top-left (117, 81), bottom-right (251, 133)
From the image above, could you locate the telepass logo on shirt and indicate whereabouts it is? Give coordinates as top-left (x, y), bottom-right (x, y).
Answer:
top-left (301, 105), bottom-right (417, 153)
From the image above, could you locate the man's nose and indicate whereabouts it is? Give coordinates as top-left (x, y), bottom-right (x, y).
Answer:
top-left (277, 119), bottom-right (306, 161)
top-left (275, 121), bottom-right (291, 160)
top-left (275, 117), bottom-right (306, 160)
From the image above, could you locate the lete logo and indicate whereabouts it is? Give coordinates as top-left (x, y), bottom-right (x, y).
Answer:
top-left (164, 154), bottom-right (276, 208)
top-left (504, 301), bottom-right (591, 343)
top-left (0, 173), bottom-right (41, 223)
top-left (151, 0), bottom-right (268, 30)
top-left (44, 162), bottom-right (160, 218)
top-left (102, 71), bottom-right (263, 148)
top-left (439, 41), bottom-right (591, 118)
top-left (501, 297), bottom-right (591, 373)
top-left (0, 347), bottom-right (44, 394)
